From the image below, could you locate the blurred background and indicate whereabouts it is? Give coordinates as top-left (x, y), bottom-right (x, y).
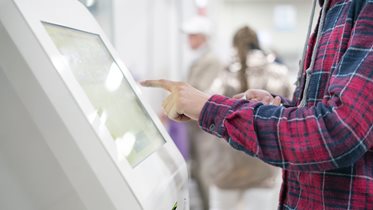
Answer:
top-left (79, 0), bottom-right (319, 112)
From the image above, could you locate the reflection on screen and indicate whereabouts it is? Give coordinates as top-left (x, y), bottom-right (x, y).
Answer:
top-left (44, 23), bottom-right (165, 167)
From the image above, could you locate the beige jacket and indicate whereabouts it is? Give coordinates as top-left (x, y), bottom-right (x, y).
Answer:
top-left (187, 49), bottom-right (224, 92)
top-left (192, 49), bottom-right (293, 190)
top-left (211, 49), bottom-right (293, 98)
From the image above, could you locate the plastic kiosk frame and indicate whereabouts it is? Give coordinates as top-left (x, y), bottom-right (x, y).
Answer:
top-left (0, 0), bottom-right (188, 209)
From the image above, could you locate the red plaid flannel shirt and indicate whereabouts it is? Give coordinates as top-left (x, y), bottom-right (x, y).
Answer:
top-left (199, 0), bottom-right (373, 209)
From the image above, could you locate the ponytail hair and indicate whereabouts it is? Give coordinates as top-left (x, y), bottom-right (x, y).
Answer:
top-left (232, 26), bottom-right (260, 92)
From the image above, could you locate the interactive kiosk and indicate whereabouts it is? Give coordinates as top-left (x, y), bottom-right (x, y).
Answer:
top-left (0, 0), bottom-right (189, 209)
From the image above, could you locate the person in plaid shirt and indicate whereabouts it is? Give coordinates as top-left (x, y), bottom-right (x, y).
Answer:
top-left (141, 0), bottom-right (373, 209)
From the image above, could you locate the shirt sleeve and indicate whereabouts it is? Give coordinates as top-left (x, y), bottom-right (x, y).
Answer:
top-left (198, 3), bottom-right (373, 172)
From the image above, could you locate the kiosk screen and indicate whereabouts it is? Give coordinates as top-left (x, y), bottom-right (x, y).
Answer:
top-left (44, 23), bottom-right (165, 167)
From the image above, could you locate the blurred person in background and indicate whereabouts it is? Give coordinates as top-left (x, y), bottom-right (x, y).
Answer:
top-left (210, 25), bottom-right (292, 99)
top-left (141, 0), bottom-right (373, 209)
top-left (181, 15), bottom-right (225, 210)
top-left (204, 25), bottom-right (292, 210)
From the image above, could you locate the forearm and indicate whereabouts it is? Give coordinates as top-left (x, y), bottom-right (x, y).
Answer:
top-left (199, 95), bottom-right (372, 172)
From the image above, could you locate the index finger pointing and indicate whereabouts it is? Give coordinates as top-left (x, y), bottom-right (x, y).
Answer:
top-left (140, 79), bottom-right (176, 92)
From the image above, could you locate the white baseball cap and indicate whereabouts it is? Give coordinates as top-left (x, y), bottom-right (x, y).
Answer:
top-left (181, 16), bottom-right (212, 36)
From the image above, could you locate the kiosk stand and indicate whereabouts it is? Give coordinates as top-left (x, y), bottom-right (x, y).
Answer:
top-left (0, 0), bottom-right (189, 209)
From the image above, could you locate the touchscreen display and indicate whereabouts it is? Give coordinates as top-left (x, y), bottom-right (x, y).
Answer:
top-left (44, 23), bottom-right (165, 167)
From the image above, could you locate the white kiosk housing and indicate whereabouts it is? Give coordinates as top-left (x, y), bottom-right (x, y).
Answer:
top-left (0, 0), bottom-right (189, 209)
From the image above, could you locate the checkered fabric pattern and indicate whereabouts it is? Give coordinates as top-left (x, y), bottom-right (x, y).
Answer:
top-left (199, 0), bottom-right (373, 209)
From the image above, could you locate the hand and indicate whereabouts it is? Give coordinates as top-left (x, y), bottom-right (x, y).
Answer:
top-left (140, 79), bottom-right (210, 122)
top-left (233, 89), bottom-right (282, 106)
